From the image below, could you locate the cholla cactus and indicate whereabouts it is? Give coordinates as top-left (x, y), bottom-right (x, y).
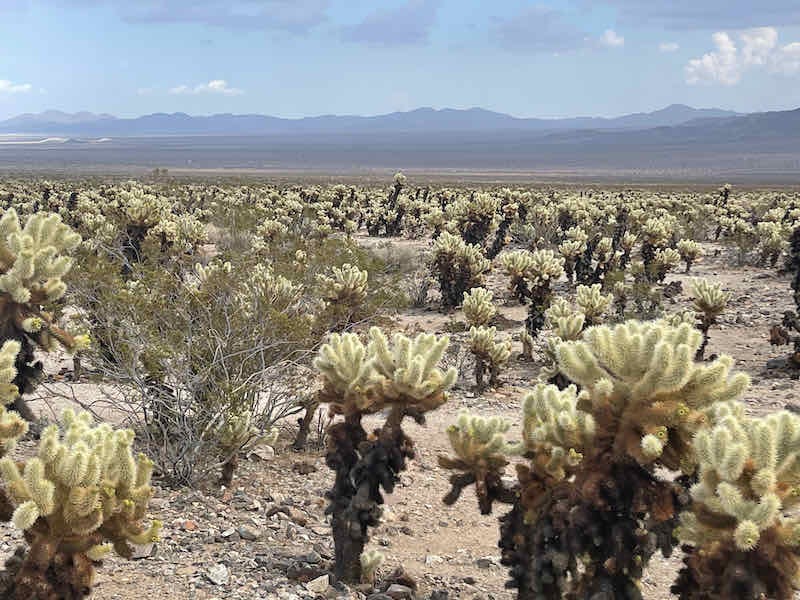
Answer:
top-left (315, 326), bottom-right (454, 582)
top-left (677, 239), bottom-right (703, 273)
top-left (317, 263), bottom-right (368, 327)
top-left (462, 287), bottom-right (496, 327)
top-left (0, 210), bottom-right (83, 414)
top-left (440, 413), bottom-right (516, 512)
top-left (318, 263), bottom-right (368, 305)
top-left (756, 221), bottom-right (788, 267)
top-left (0, 341), bottom-right (26, 454)
top-left (360, 549), bottom-right (385, 585)
top-left (673, 409), bottom-right (800, 599)
top-left (500, 249), bottom-right (564, 306)
top-left (216, 409), bottom-right (278, 486)
top-left (653, 248), bottom-right (682, 282)
top-left (442, 320), bottom-right (750, 598)
top-left (575, 284), bottom-right (611, 327)
top-left (691, 278), bottom-right (730, 360)
top-left (557, 321), bottom-right (748, 467)
top-left (430, 232), bottom-right (490, 308)
top-left (0, 409), bottom-right (161, 599)
top-left (467, 326), bottom-right (512, 390)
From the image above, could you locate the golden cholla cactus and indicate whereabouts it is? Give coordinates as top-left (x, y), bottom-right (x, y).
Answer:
top-left (467, 325), bottom-right (512, 389)
top-left (0, 209), bottom-right (84, 403)
top-left (440, 412), bottom-right (516, 511)
top-left (654, 247), bottom-right (681, 275)
top-left (463, 287), bottom-right (496, 327)
top-left (431, 231), bottom-right (491, 307)
top-left (674, 408), bottom-right (800, 599)
top-left (545, 297), bottom-right (574, 325)
top-left (360, 549), bottom-right (385, 584)
top-left (118, 186), bottom-right (170, 227)
top-left (575, 284), bottom-right (612, 326)
top-left (0, 340), bottom-right (27, 454)
top-left (315, 326), bottom-right (456, 416)
top-left (527, 249), bottom-right (565, 288)
top-left (0, 209), bottom-right (81, 305)
top-left (557, 321), bottom-right (749, 468)
top-left (318, 263), bottom-right (368, 306)
top-left (518, 384), bottom-right (595, 480)
top-left (677, 239), bottom-right (703, 273)
top-left (692, 278), bottom-right (730, 321)
top-left (0, 409), bottom-right (160, 598)
top-left (500, 249), bottom-right (536, 301)
top-left (691, 278), bottom-right (730, 360)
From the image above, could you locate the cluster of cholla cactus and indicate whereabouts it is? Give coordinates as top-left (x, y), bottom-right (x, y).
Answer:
top-left (691, 278), bottom-right (730, 360)
top-left (501, 249), bottom-right (565, 340)
top-left (0, 209), bottom-right (86, 420)
top-left (0, 408), bottom-right (160, 599)
top-left (441, 319), bottom-right (750, 599)
top-left (317, 263), bottom-right (369, 327)
top-left (462, 287), bottom-right (496, 327)
top-left (677, 239), bottom-right (703, 273)
top-left (467, 326), bottom-right (512, 390)
top-left (770, 226), bottom-right (800, 368)
top-left (430, 232), bottom-right (491, 308)
top-left (673, 405), bottom-right (800, 599)
top-left (314, 327), bottom-right (456, 582)
top-left (535, 285), bottom-right (611, 384)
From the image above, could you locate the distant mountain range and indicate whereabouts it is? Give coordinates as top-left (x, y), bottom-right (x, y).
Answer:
top-left (0, 104), bottom-right (742, 136)
top-left (0, 104), bottom-right (798, 182)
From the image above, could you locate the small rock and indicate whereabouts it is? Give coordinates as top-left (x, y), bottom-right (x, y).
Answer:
top-left (424, 554), bottom-right (443, 566)
top-left (238, 526), bottom-right (262, 541)
top-left (476, 555), bottom-right (501, 569)
top-left (385, 584), bottom-right (414, 599)
top-left (250, 445), bottom-right (275, 461)
top-left (305, 574), bottom-right (331, 595)
top-left (206, 563), bottom-right (229, 586)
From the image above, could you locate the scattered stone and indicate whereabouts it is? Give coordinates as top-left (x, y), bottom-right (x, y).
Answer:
top-left (475, 555), bottom-right (501, 569)
top-left (206, 563), bottom-right (229, 586)
top-left (305, 574), bottom-right (330, 595)
top-left (238, 526), bottom-right (262, 541)
top-left (385, 584), bottom-right (414, 599)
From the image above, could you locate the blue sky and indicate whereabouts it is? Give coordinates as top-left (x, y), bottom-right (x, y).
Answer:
top-left (0, 0), bottom-right (799, 119)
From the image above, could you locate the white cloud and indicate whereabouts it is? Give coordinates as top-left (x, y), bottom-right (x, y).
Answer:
top-left (169, 79), bottom-right (244, 96)
top-left (687, 27), bottom-right (800, 84)
top-left (659, 41), bottom-right (679, 52)
top-left (0, 80), bottom-right (32, 94)
top-left (686, 31), bottom-right (739, 84)
top-left (599, 29), bottom-right (624, 48)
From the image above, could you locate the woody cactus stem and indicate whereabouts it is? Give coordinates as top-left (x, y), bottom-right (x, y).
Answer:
top-left (314, 327), bottom-right (455, 582)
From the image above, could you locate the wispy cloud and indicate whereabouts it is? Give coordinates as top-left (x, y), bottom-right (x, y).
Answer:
top-left (0, 80), bottom-right (32, 94)
top-left (169, 79), bottom-right (244, 96)
top-left (659, 42), bottom-right (679, 52)
top-left (686, 27), bottom-right (800, 85)
top-left (91, 0), bottom-right (330, 34)
top-left (341, 0), bottom-right (441, 46)
top-left (594, 1), bottom-right (800, 30)
top-left (599, 29), bottom-right (624, 48)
